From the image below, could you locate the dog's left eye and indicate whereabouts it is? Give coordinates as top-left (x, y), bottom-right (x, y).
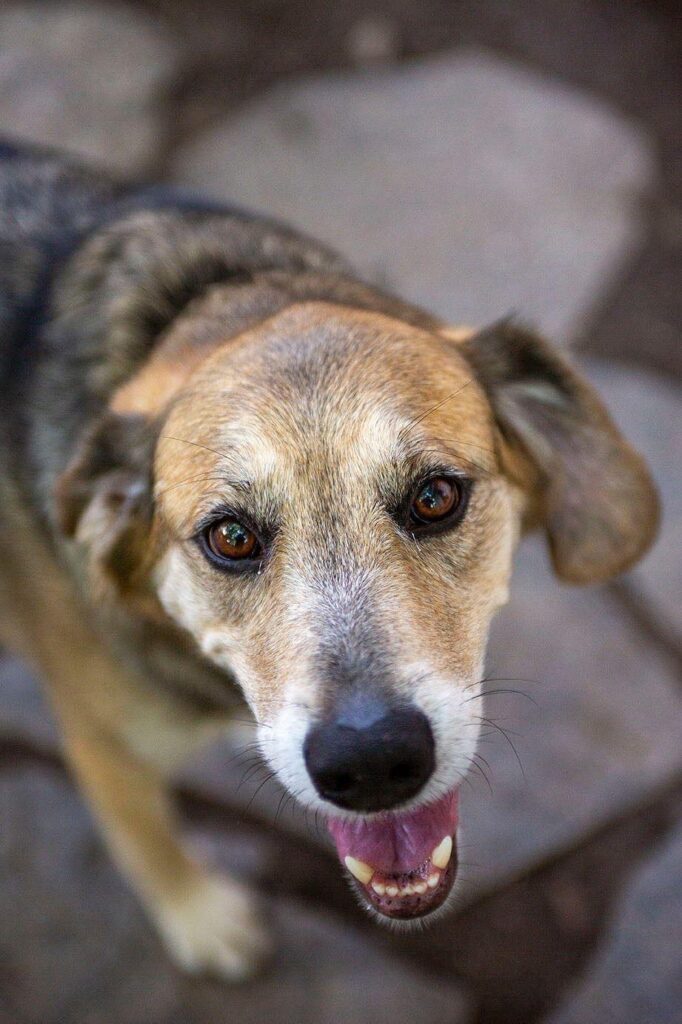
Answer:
top-left (204, 518), bottom-right (261, 564)
top-left (408, 475), bottom-right (463, 527)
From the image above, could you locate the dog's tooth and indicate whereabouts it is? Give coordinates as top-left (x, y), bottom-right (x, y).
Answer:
top-left (414, 882), bottom-right (427, 894)
top-left (371, 881), bottom-right (386, 896)
top-left (386, 884), bottom-right (399, 897)
top-left (402, 884), bottom-right (415, 896)
top-left (344, 856), bottom-right (374, 885)
top-left (431, 835), bottom-right (453, 870)
top-left (427, 873), bottom-right (440, 889)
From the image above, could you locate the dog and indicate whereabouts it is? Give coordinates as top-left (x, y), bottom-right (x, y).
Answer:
top-left (0, 139), bottom-right (659, 979)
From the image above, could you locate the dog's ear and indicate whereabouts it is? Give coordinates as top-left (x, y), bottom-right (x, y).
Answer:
top-left (54, 413), bottom-right (156, 589)
top-left (457, 322), bottom-right (659, 584)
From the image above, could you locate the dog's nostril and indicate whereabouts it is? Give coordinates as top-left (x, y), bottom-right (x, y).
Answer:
top-left (388, 761), bottom-right (418, 783)
top-left (318, 770), bottom-right (356, 795)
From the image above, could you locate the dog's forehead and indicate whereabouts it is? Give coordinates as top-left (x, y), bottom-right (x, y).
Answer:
top-left (184, 304), bottom-right (485, 434)
top-left (157, 303), bottom-right (494, 521)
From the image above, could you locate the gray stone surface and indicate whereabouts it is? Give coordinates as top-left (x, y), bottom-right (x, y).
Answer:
top-left (545, 823), bottom-right (682, 1024)
top-left (584, 358), bottom-right (682, 644)
top-left (457, 537), bottom-right (682, 895)
top-left (0, 763), bottom-right (472, 1024)
top-left (173, 49), bottom-right (654, 342)
top-left (0, 654), bottom-right (58, 749)
top-left (0, 2), bottom-right (178, 175)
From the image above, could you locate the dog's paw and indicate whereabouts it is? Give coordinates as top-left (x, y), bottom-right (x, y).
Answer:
top-left (153, 874), bottom-right (270, 981)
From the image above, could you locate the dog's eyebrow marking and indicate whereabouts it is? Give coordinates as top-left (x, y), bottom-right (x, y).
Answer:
top-left (400, 432), bottom-right (494, 478)
top-left (411, 448), bottom-right (492, 479)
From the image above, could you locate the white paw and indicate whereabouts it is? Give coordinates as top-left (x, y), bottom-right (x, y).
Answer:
top-left (153, 874), bottom-right (270, 981)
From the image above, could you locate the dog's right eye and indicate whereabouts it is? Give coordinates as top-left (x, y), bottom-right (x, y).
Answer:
top-left (204, 518), bottom-right (261, 564)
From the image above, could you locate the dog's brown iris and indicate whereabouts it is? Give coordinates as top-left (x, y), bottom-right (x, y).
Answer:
top-left (411, 477), bottom-right (460, 524)
top-left (207, 519), bottom-right (259, 560)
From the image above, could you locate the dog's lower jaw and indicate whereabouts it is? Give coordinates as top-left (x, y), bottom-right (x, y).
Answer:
top-left (346, 843), bottom-right (458, 922)
top-left (328, 786), bottom-right (460, 921)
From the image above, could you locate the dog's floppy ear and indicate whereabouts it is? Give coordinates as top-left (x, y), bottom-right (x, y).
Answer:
top-left (54, 413), bottom-right (156, 589)
top-left (458, 322), bottom-right (659, 584)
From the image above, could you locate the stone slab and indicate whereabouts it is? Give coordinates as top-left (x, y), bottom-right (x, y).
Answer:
top-left (545, 822), bottom-right (682, 1024)
top-left (173, 48), bottom-right (654, 341)
top-left (0, 1), bottom-right (178, 175)
top-left (456, 536), bottom-right (682, 895)
top-left (0, 653), bottom-right (58, 749)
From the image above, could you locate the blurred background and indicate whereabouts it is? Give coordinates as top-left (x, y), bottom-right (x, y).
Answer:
top-left (0, 2), bottom-right (680, 1022)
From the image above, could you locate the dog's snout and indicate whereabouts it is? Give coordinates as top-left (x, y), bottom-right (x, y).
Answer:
top-left (304, 701), bottom-right (435, 813)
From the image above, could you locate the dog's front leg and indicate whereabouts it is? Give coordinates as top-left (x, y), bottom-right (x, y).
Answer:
top-left (59, 716), bottom-right (269, 980)
top-left (3, 531), bottom-right (269, 981)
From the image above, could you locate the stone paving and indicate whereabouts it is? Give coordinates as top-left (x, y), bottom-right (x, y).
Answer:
top-left (0, 2), bottom-right (680, 1023)
top-left (173, 49), bottom-right (654, 343)
top-left (0, 2), bottom-right (179, 177)
top-left (546, 824), bottom-right (682, 1024)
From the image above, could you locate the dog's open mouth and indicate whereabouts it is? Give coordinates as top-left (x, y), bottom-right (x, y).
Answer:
top-left (327, 789), bottom-right (458, 919)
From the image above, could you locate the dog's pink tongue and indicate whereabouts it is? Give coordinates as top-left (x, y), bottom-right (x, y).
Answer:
top-left (327, 790), bottom-right (458, 874)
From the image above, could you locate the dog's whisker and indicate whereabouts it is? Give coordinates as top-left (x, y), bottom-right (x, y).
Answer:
top-left (462, 688), bottom-right (538, 706)
top-left (466, 761), bottom-right (492, 795)
top-left (397, 378), bottom-right (477, 437)
top-left (474, 715), bottom-right (526, 778)
top-left (223, 741), bottom-right (262, 767)
top-left (159, 434), bottom-right (238, 466)
top-left (245, 771), bottom-right (279, 811)
top-left (155, 473), bottom-right (250, 500)
top-left (437, 436), bottom-right (496, 456)
top-left (471, 750), bottom-right (493, 773)
top-left (237, 761), bottom-right (269, 791)
top-left (274, 787), bottom-right (294, 824)
top-left (478, 674), bottom-right (543, 687)
top-left (469, 754), bottom-right (494, 795)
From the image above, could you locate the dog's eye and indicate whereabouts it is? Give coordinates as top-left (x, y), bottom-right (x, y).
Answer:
top-left (409, 476), bottom-right (462, 525)
top-left (206, 519), bottom-right (260, 562)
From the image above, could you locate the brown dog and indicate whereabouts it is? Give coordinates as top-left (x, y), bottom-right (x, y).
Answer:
top-left (0, 141), bottom-right (659, 978)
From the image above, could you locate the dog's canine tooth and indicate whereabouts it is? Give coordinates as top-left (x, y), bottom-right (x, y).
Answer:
top-left (431, 835), bottom-right (453, 870)
top-left (344, 856), bottom-right (374, 885)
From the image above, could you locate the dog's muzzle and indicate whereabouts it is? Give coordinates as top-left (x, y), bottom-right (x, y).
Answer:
top-left (303, 694), bottom-right (459, 920)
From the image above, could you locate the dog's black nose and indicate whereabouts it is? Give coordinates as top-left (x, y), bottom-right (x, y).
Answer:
top-left (304, 698), bottom-right (435, 812)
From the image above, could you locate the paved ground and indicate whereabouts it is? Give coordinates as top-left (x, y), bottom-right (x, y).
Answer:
top-left (0, 2), bottom-right (680, 1023)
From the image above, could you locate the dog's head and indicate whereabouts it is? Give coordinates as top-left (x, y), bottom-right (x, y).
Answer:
top-left (56, 295), bottom-right (658, 921)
